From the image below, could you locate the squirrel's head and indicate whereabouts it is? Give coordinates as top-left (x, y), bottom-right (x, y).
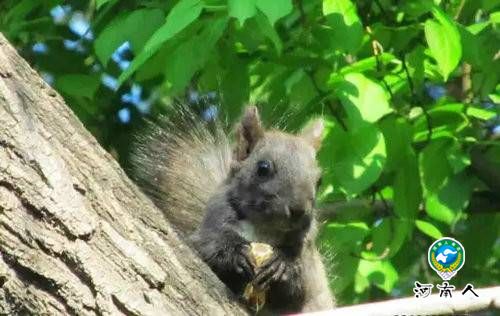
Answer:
top-left (228, 106), bottom-right (324, 234)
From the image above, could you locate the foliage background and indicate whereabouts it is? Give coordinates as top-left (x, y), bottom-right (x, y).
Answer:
top-left (1, 0), bottom-right (499, 306)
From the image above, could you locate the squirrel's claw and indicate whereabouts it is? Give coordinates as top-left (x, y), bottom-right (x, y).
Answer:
top-left (234, 244), bottom-right (255, 279)
top-left (253, 253), bottom-right (288, 290)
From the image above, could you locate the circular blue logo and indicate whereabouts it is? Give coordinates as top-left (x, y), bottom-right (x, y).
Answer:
top-left (428, 237), bottom-right (465, 280)
top-left (435, 244), bottom-right (459, 267)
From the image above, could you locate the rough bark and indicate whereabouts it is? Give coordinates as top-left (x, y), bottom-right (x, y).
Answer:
top-left (0, 33), bottom-right (246, 315)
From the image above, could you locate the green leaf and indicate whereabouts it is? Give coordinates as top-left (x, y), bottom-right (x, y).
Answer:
top-left (234, 18), bottom-right (267, 52)
top-left (459, 25), bottom-right (483, 67)
top-left (358, 259), bottom-right (398, 293)
top-left (56, 74), bottom-right (99, 99)
top-left (483, 145), bottom-right (500, 164)
top-left (490, 11), bottom-right (500, 24)
top-left (221, 56), bottom-right (250, 122)
top-left (319, 222), bottom-right (369, 251)
top-left (419, 139), bottom-right (453, 195)
top-left (322, 0), bottom-right (364, 52)
top-left (382, 72), bottom-right (408, 96)
top-left (330, 253), bottom-right (359, 294)
top-left (94, 9), bottom-right (165, 66)
top-left (333, 73), bottom-right (392, 126)
top-left (255, 12), bottom-right (283, 54)
top-left (425, 172), bottom-right (472, 224)
top-left (406, 45), bottom-right (426, 90)
top-left (415, 220), bottom-right (443, 239)
top-left (255, 0), bottom-right (293, 25)
top-left (370, 24), bottom-right (422, 54)
top-left (380, 117), bottom-right (422, 219)
top-left (461, 214), bottom-right (499, 267)
top-left (164, 40), bottom-right (198, 93)
top-left (164, 17), bottom-right (228, 94)
top-left (318, 221), bottom-right (367, 294)
top-left (447, 142), bottom-right (470, 174)
top-left (286, 70), bottom-right (318, 106)
top-left (421, 103), bottom-right (494, 122)
top-left (285, 69), bottom-right (306, 94)
top-left (400, 0), bottom-right (433, 18)
top-left (4, 0), bottom-right (40, 23)
top-left (393, 156), bottom-right (421, 219)
top-left (249, 64), bottom-right (289, 119)
top-left (354, 272), bottom-right (370, 293)
top-left (424, 7), bottom-right (462, 80)
top-left (369, 218), bottom-right (412, 258)
top-left (413, 104), bottom-right (470, 142)
top-left (118, 0), bottom-right (203, 85)
top-left (197, 59), bottom-right (220, 92)
top-left (379, 116), bottom-right (414, 171)
top-left (228, 0), bottom-right (257, 26)
top-left (473, 70), bottom-right (499, 99)
top-left (466, 106), bottom-right (496, 120)
top-left (337, 53), bottom-right (398, 77)
top-left (489, 93), bottom-right (500, 104)
top-left (96, 0), bottom-right (113, 9)
top-left (320, 119), bottom-right (386, 195)
top-left (322, 0), bottom-right (358, 22)
top-left (466, 21), bottom-right (490, 35)
top-left (370, 219), bottom-right (391, 257)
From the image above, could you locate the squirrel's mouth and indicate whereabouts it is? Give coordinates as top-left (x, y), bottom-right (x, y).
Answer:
top-left (276, 213), bottom-right (312, 232)
top-left (296, 214), bottom-right (312, 230)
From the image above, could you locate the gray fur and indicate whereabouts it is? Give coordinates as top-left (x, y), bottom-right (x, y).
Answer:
top-left (132, 105), bottom-right (334, 313)
top-left (130, 106), bottom-right (232, 235)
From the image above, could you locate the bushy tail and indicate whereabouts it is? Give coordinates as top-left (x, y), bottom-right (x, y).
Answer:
top-left (130, 106), bottom-right (232, 234)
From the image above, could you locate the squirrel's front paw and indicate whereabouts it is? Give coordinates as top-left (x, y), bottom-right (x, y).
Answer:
top-left (252, 251), bottom-right (298, 290)
top-left (232, 243), bottom-right (255, 280)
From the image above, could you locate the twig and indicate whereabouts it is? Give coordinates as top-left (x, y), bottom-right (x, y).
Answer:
top-left (421, 106), bottom-right (433, 146)
top-left (295, 0), bottom-right (307, 26)
top-left (373, 0), bottom-right (388, 19)
top-left (327, 101), bottom-right (348, 131)
top-left (401, 54), bottom-right (417, 100)
top-left (454, 0), bottom-right (466, 20)
top-left (317, 193), bottom-right (500, 222)
top-left (304, 69), bottom-right (348, 131)
top-left (462, 63), bottom-right (473, 102)
top-left (366, 26), bottom-right (394, 100)
top-left (376, 191), bottom-right (390, 215)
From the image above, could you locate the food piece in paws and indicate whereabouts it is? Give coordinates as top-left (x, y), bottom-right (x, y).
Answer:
top-left (243, 242), bottom-right (273, 311)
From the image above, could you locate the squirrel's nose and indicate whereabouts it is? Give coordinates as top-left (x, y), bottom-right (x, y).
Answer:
top-left (289, 207), bottom-right (305, 220)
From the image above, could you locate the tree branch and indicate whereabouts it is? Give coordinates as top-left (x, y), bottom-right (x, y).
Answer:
top-left (301, 286), bottom-right (500, 316)
top-left (0, 33), bottom-right (245, 315)
top-left (318, 191), bottom-right (500, 222)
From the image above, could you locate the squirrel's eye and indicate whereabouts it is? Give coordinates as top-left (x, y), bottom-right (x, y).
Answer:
top-left (256, 160), bottom-right (272, 177)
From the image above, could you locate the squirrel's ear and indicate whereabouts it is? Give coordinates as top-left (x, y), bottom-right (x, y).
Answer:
top-left (300, 118), bottom-right (324, 151)
top-left (234, 106), bottom-right (264, 161)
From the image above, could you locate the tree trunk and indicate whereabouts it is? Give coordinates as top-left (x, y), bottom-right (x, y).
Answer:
top-left (0, 33), bottom-right (246, 315)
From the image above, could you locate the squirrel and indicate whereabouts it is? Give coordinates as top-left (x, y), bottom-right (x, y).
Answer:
top-left (131, 105), bottom-right (334, 314)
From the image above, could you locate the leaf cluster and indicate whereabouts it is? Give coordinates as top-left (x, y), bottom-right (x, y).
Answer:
top-left (1, 0), bottom-right (499, 305)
